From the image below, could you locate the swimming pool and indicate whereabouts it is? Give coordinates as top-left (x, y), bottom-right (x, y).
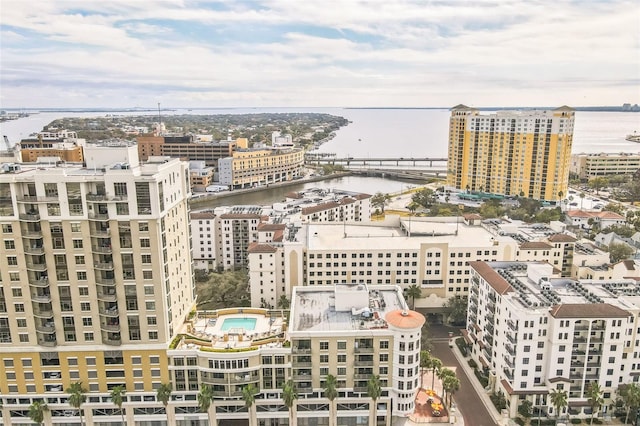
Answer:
top-left (220, 317), bottom-right (257, 332)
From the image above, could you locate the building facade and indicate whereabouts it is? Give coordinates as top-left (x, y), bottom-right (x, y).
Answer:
top-left (0, 148), bottom-right (196, 426)
top-left (447, 105), bottom-right (574, 201)
top-left (218, 148), bottom-right (305, 189)
top-left (570, 152), bottom-right (640, 180)
top-left (137, 135), bottom-right (237, 167)
top-left (466, 261), bottom-right (640, 420)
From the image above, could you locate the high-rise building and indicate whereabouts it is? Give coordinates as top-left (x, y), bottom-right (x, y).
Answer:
top-left (0, 146), bottom-right (195, 425)
top-left (447, 105), bottom-right (575, 201)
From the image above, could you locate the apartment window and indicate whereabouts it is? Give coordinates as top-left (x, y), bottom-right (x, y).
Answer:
top-left (80, 302), bottom-right (91, 311)
top-left (7, 256), bottom-right (17, 265)
top-left (145, 301), bottom-right (156, 311)
top-left (140, 238), bottom-right (150, 248)
top-left (337, 355), bottom-right (346, 363)
top-left (12, 288), bottom-right (22, 297)
top-left (17, 319), bottom-right (27, 327)
top-left (337, 367), bottom-right (347, 376)
top-left (1, 224), bottom-right (12, 233)
top-left (77, 272), bottom-right (87, 281)
top-left (70, 223), bottom-right (81, 232)
top-left (320, 341), bottom-right (329, 350)
top-left (143, 271), bottom-right (153, 280)
top-left (4, 240), bottom-right (15, 250)
top-left (148, 331), bottom-right (158, 340)
top-left (147, 317), bottom-right (157, 326)
top-left (141, 254), bottom-right (152, 264)
top-left (380, 354), bottom-right (389, 362)
top-left (82, 318), bottom-right (92, 327)
top-left (319, 355), bottom-right (329, 363)
top-left (139, 223), bottom-right (149, 232)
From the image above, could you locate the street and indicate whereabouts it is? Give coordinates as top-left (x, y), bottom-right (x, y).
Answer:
top-left (429, 325), bottom-right (498, 426)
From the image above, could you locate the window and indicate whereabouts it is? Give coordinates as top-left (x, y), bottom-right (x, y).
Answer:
top-left (147, 317), bottom-right (157, 326)
top-left (337, 355), bottom-right (346, 363)
top-left (380, 340), bottom-right (389, 349)
top-left (380, 354), bottom-right (389, 362)
top-left (140, 238), bottom-right (150, 248)
top-left (4, 240), bottom-right (15, 250)
top-left (141, 255), bottom-right (152, 264)
top-left (319, 355), bottom-right (329, 363)
top-left (337, 341), bottom-right (346, 350)
top-left (320, 341), bottom-right (329, 350)
top-left (7, 256), bottom-right (17, 265)
top-left (145, 301), bottom-right (156, 311)
top-left (148, 331), bottom-right (158, 340)
top-left (1, 224), bottom-right (12, 233)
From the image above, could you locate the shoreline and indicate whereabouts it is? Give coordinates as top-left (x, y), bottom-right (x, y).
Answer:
top-left (188, 172), bottom-right (352, 209)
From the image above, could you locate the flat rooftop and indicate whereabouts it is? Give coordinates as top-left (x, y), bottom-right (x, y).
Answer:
top-left (485, 261), bottom-right (640, 314)
top-left (306, 220), bottom-right (505, 251)
top-left (290, 284), bottom-right (406, 333)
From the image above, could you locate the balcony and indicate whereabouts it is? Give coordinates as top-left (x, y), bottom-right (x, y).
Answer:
top-left (293, 361), bottom-right (312, 368)
top-left (355, 346), bottom-right (375, 354)
top-left (507, 320), bottom-right (518, 331)
top-left (506, 333), bottom-right (517, 345)
top-left (94, 262), bottom-right (114, 270)
top-left (19, 213), bottom-right (41, 221)
top-left (292, 347), bottom-right (311, 354)
top-left (503, 368), bottom-right (514, 381)
top-left (38, 338), bottom-right (57, 347)
top-left (503, 356), bottom-right (514, 369)
top-left (26, 262), bottom-right (47, 271)
top-left (505, 343), bottom-right (515, 356)
top-left (355, 359), bottom-right (374, 367)
top-left (86, 194), bottom-right (127, 202)
top-left (90, 228), bottom-right (110, 237)
top-left (100, 323), bottom-right (121, 332)
top-left (33, 306), bottom-right (54, 318)
top-left (31, 293), bottom-right (52, 303)
top-left (96, 277), bottom-right (115, 286)
top-left (88, 213), bottom-right (110, 221)
top-left (29, 277), bottom-right (49, 287)
top-left (36, 323), bottom-right (56, 333)
top-left (104, 337), bottom-right (122, 346)
top-left (201, 375), bottom-right (228, 385)
top-left (22, 230), bottom-right (43, 238)
top-left (99, 307), bottom-right (119, 317)
top-left (97, 292), bottom-right (117, 302)
top-left (24, 245), bottom-right (45, 255)
top-left (231, 374), bottom-right (260, 384)
top-left (92, 245), bottom-right (112, 254)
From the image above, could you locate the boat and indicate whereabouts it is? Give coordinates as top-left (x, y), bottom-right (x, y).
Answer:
top-left (627, 133), bottom-right (640, 143)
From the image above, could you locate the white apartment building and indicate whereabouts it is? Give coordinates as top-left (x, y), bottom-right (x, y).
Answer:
top-left (466, 261), bottom-right (640, 420)
top-left (190, 212), bottom-right (217, 270)
top-left (248, 216), bottom-right (608, 317)
top-left (0, 147), bottom-right (196, 425)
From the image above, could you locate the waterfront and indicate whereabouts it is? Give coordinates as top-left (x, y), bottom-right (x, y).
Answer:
top-left (2, 108), bottom-right (639, 207)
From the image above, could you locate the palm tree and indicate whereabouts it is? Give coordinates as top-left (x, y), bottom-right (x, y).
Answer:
top-left (404, 284), bottom-right (422, 309)
top-left (28, 400), bottom-right (48, 425)
top-left (323, 374), bottom-right (338, 426)
top-left (586, 382), bottom-right (604, 425)
top-left (549, 388), bottom-right (568, 422)
top-left (437, 368), bottom-right (456, 403)
top-left (66, 381), bottom-right (87, 426)
top-left (110, 385), bottom-right (126, 426)
top-left (618, 383), bottom-right (640, 424)
top-left (442, 375), bottom-right (460, 408)
top-left (277, 294), bottom-right (290, 310)
top-left (366, 374), bottom-right (382, 426)
top-left (197, 384), bottom-right (215, 426)
top-left (242, 383), bottom-right (258, 426)
top-left (419, 350), bottom-right (430, 389)
top-left (579, 192), bottom-right (586, 210)
top-left (282, 379), bottom-right (298, 426)
top-left (156, 383), bottom-right (172, 424)
top-left (429, 357), bottom-right (443, 393)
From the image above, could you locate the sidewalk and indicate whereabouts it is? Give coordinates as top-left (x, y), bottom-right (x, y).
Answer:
top-left (449, 343), bottom-right (504, 426)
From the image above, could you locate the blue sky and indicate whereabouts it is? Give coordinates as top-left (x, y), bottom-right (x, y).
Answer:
top-left (1, 0), bottom-right (638, 108)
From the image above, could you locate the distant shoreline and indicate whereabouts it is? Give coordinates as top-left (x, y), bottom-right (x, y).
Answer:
top-left (1, 106), bottom-right (637, 113)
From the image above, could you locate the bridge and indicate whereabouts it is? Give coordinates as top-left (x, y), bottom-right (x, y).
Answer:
top-left (305, 152), bottom-right (448, 168)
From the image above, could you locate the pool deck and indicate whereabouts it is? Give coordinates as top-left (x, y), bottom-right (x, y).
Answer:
top-left (177, 310), bottom-right (285, 350)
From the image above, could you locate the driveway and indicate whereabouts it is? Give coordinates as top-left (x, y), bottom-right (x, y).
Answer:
top-left (429, 326), bottom-right (498, 426)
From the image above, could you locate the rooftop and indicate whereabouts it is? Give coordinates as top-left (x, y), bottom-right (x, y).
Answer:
top-left (289, 284), bottom-right (407, 334)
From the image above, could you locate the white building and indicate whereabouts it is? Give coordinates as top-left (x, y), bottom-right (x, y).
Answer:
top-left (466, 260), bottom-right (640, 420)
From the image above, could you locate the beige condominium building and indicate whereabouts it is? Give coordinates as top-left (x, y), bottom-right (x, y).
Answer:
top-left (447, 105), bottom-right (574, 201)
top-left (570, 152), bottom-right (640, 180)
top-left (218, 147), bottom-right (305, 189)
top-left (0, 145), bottom-right (196, 426)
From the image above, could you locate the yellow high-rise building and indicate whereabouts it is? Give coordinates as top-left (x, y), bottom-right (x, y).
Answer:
top-left (447, 105), bottom-right (575, 201)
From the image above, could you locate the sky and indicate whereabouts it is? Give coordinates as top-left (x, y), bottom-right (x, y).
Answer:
top-left (0, 0), bottom-right (638, 109)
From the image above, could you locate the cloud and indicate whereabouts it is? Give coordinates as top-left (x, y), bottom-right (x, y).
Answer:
top-left (0, 0), bottom-right (637, 108)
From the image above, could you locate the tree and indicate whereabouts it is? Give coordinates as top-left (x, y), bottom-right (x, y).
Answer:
top-left (518, 400), bottom-right (533, 426)
top-left (429, 357), bottom-right (443, 393)
top-left (586, 382), bottom-right (604, 425)
top-left (442, 374), bottom-right (460, 408)
top-left (323, 374), bottom-right (338, 426)
top-left (277, 294), bottom-right (290, 310)
top-left (66, 381), bottom-right (87, 426)
top-left (419, 350), bottom-right (430, 389)
top-left (371, 192), bottom-right (391, 213)
top-left (366, 374), bottom-right (382, 426)
top-left (411, 188), bottom-right (436, 209)
top-left (589, 177), bottom-right (607, 195)
top-left (609, 242), bottom-right (635, 263)
top-left (197, 384), bottom-right (215, 426)
top-left (282, 379), bottom-right (298, 426)
top-left (156, 383), bottom-right (172, 423)
top-left (580, 192), bottom-right (586, 210)
top-left (443, 295), bottom-right (468, 326)
top-left (601, 224), bottom-right (635, 238)
top-left (243, 383), bottom-right (258, 426)
top-left (437, 367), bottom-right (456, 402)
top-left (604, 202), bottom-right (625, 215)
top-left (618, 383), bottom-right (640, 424)
top-left (404, 284), bottom-right (422, 309)
top-left (549, 388), bottom-right (568, 421)
top-left (28, 400), bottom-right (48, 425)
top-left (110, 385), bottom-right (126, 426)
top-left (568, 195), bottom-right (574, 210)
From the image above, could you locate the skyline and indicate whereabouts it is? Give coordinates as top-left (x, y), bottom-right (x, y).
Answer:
top-left (1, 0), bottom-right (639, 109)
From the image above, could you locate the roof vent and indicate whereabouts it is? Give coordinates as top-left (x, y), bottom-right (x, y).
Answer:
top-left (401, 310), bottom-right (409, 317)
